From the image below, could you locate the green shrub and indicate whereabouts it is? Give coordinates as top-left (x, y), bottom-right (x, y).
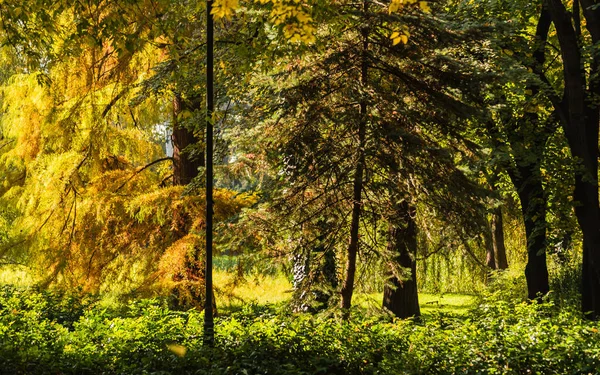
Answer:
top-left (1, 286), bottom-right (599, 374)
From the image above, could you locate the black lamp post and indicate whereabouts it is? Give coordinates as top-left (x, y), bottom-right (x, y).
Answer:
top-left (203, 0), bottom-right (215, 347)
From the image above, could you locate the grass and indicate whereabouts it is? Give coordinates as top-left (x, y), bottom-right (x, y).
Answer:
top-left (419, 293), bottom-right (478, 316)
top-left (213, 269), bottom-right (478, 316)
top-left (355, 292), bottom-right (477, 317)
top-left (214, 270), bottom-right (292, 308)
top-left (0, 266), bottom-right (35, 286)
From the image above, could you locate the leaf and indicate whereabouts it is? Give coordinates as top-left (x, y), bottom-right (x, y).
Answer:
top-left (167, 343), bottom-right (187, 357)
top-left (391, 31), bottom-right (408, 45)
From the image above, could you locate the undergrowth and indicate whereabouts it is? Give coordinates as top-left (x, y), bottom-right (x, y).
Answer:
top-left (1, 285), bottom-right (599, 374)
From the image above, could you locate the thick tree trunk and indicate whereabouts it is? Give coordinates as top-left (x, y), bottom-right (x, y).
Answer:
top-left (578, 59), bottom-right (600, 319)
top-left (340, 2), bottom-right (369, 316)
top-left (383, 201), bottom-right (420, 319)
top-left (546, 0), bottom-right (600, 318)
top-left (492, 206), bottom-right (509, 270)
top-left (172, 95), bottom-right (204, 186)
top-left (579, 0), bottom-right (600, 319)
top-left (580, 203), bottom-right (600, 319)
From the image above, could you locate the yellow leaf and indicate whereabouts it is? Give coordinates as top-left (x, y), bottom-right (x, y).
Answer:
top-left (167, 344), bottom-right (187, 358)
top-left (419, 1), bottom-right (431, 13)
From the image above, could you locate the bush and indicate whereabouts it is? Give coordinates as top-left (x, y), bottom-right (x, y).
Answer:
top-left (1, 286), bottom-right (599, 374)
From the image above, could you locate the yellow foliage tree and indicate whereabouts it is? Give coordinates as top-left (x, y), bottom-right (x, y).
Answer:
top-left (0, 3), bottom-right (257, 307)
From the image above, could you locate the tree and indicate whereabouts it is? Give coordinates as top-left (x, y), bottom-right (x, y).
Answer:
top-left (0, 0), bottom-right (257, 306)
top-left (233, 0), bottom-right (491, 318)
top-left (544, 0), bottom-right (600, 318)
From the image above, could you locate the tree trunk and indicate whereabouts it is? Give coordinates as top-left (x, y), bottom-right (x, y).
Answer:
top-left (292, 245), bottom-right (311, 312)
top-left (580, 202), bottom-right (600, 319)
top-left (172, 95), bottom-right (204, 186)
top-left (492, 206), bottom-right (509, 270)
top-left (383, 200), bottom-right (420, 319)
top-left (340, 2), bottom-right (369, 316)
top-left (578, 0), bottom-right (600, 320)
top-left (485, 6), bottom-right (550, 298)
top-left (546, 0), bottom-right (600, 318)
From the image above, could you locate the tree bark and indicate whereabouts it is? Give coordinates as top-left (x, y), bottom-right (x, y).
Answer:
top-left (172, 95), bottom-right (204, 186)
top-left (383, 200), bottom-right (420, 319)
top-left (578, 0), bottom-right (600, 320)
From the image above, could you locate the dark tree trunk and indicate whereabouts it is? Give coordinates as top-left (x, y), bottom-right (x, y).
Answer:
top-left (577, 57), bottom-right (600, 317)
top-left (546, 0), bottom-right (600, 318)
top-left (172, 95), bottom-right (205, 186)
top-left (492, 206), bottom-right (509, 270)
top-left (578, 0), bottom-right (600, 320)
top-left (383, 201), bottom-right (420, 319)
top-left (171, 94), bottom-right (205, 239)
top-left (340, 1), bottom-right (369, 316)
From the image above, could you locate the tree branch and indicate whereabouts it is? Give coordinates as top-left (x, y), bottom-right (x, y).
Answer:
top-left (114, 157), bottom-right (173, 193)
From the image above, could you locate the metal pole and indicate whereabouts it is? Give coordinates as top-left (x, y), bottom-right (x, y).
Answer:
top-left (203, 0), bottom-right (215, 347)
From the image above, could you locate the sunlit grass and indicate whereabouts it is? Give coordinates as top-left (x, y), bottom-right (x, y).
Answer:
top-left (213, 269), bottom-right (478, 316)
top-left (0, 266), bottom-right (35, 286)
top-left (214, 270), bottom-right (292, 309)
top-left (356, 292), bottom-right (477, 316)
top-left (419, 293), bottom-right (478, 316)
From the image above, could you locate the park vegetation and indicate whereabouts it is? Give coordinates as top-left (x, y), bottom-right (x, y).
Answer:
top-left (0, 0), bottom-right (599, 373)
